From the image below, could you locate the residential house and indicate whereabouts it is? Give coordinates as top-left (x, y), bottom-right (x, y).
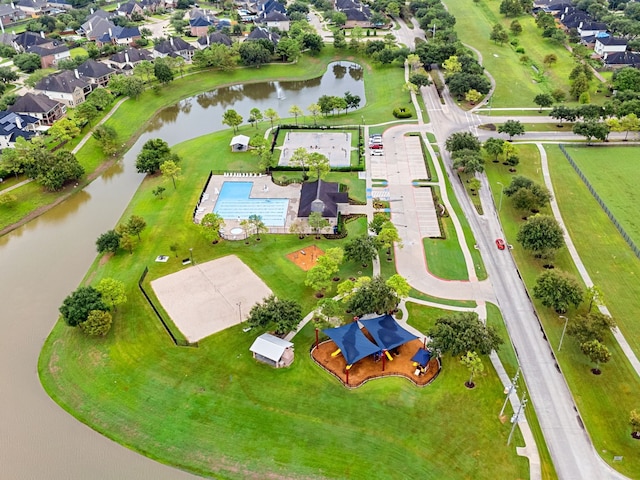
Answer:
top-left (297, 179), bottom-right (349, 230)
top-left (604, 51), bottom-right (640, 69)
top-left (0, 3), bottom-right (25, 25)
top-left (189, 14), bottom-right (215, 37)
top-left (139, 0), bottom-right (167, 13)
top-left (0, 110), bottom-right (39, 148)
top-left (577, 21), bottom-right (607, 38)
top-left (15, 0), bottom-right (46, 17)
top-left (76, 59), bottom-right (116, 89)
top-left (27, 40), bottom-right (71, 68)
top-left (13, 30), bottom-right (53, 51)
top-left (79, 11), bottom-right (116, 41)
top-left (246, 26), bottom-right (279, 46)
top-left (47, 0), bottom-right (73, 10)
top-left (107, 47), bottom-right (153, 74)
top-left (594, 35), bottom-right (627, 57)
top-left (196, 31), bottom-right (231, 49)
top-left (335, 0), bottom-right (372, 28)
top-left (257, 11), bottom-right (290, 32)
top-left (9, 92), bottom-right (66, 125)
top-left (256, 0), bottom-right (285, 15)
top-left (34, 70), bottom-right (91, 107)
top-left (116, 1), bottom-right (144, 19)
top-left (153, 36), bottom-right (195, 61)
top-left (96, 25), bottom-right (141, 47)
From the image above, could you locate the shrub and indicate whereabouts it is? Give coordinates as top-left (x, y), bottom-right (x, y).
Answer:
top-left (393, 107), bottom-right (412, 118)
top-left (515, 46), bottom-right (525, 54)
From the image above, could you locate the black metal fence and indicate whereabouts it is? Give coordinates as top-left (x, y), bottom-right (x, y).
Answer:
top-left (559, 144), bottom-right (640, 259)
top-left (192, 170), bottom-right (214, 221)
top-left (138, 267), bottom-right (198, 348)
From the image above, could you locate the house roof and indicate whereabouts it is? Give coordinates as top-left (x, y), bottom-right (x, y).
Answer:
top-left (343, 8), bottom-right (371, 22)
top-left (247, 26), bottom-right (280, 44)
top-left (109, 47), bottom-right (153, 63)
top-left (257, 0), bottom-right (285, 14)
top-left (82, 17), bottom-right (116, 39)
top-left (16, 0), bottom-right (45, 10)
top-left (190, 15), bottom-right (213, 27)
top-left (197, 31), bottom-right (232, 47)
top-left (230, 134), bottom-right (250, 146)
top-left (0, 3), bottom-right (19, 16)
top-left (35, 70), bottom-right (89, 93)
top-left (596, 36), bottom-right (627, 46)
top-left (97, 25), bottom-right (141, 43)
top-left (249, 333), bottom-right (293, 362)
top-left (10, 93), bottom-right (62, 114)
top-left (604, 51), bottom-right (640, 66)
top-left (14, 31), bottom-right (51, 49)
top-left (298, 180), bottom-right (349, 218)
top-left (27, 41), bottom-right (69, 57)
top-left (261, 11), bottom-right (288, 22)
top-left (578, 21), bottom-right (606, 31)
top-left (154, 36), bottom-right (195, 54)
top-left (77, 59), bottom-right (115, 78)
top-left (118, 1), bottom-right (140, 14)
top-left (0, 110), bottom-right (38, 141)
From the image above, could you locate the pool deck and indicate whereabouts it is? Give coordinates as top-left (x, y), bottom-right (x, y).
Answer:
top-left (194, 174), bottom-right (302, 238)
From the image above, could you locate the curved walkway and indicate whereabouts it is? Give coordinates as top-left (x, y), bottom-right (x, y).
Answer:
top-left (537, 143), bottom-right (640, 378)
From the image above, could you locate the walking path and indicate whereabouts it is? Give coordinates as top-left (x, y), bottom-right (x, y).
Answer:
top-left (537, 143), bottom-right (640, 379)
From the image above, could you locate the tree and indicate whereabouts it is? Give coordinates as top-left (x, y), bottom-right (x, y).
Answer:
top-left (344, 91), bottom-right (361, 111)
top-left (572, 121), bottom-right (610, 145)
top-left (333, 29), bottom-right (347, 49)
top-left (511, 185), bottom-right (550, 212)
top-left (13, 53), bottom-right (41, 73)
top-left (346, 275), bottom-right (399, 317)
top-left (48, 118), bottom-right (81, 144)
top-left (153, 186), bottom-right (166, 199)
top-left (510, 19), bottom-right (523, 35)
top-left (239, 41), bottom-right (271, 68)
top-left (543, 54), bottom-right (558, 67)
top-left (96, 229), bottom-right (121, 254)
top-left (570, 73), bottom-right (589, 100)
top-left (93, 125), bottom-right (118, 155)
top-left (0, 66), bottom-right (18, 83)
top-left (264, 108), bottom-right (279, 129)
top-left (75, 102), bottom-right (99, 126)
top-left (199, 212), bottom-right (225, 243)
top-left (533, 93), bottom-right (554, 112)
top-left (490, 24), bottom-right (509, 44)
top-left (567, 311), bottom-right (615, 345)
top-left (302, 33), bottom-right (324, 54)
top-left (308, 211), bottom-right (330, 238)
top-left (305, 262), bottom-right (334, 294)
top-left (549, 105), bottom-right (577, 127)
top-left (59, 286), bottom-right (108, 327)
top-left (630, 410), bottom-right (640, 438)
top-left (248, 107), bottom-right (263, 129)
top-left (308, 103), bottom-right (320, 125)
top-left (135, 138), bottom-right (176, 174)
top-left (483, 137), bottom-right (505, 161)
top-left (79, 309), bottom-right (113, 336)
top-left (288, 104), bottom-right (303, 125)
top-left (500, 0), bottom-right (523, 17)
top-left (409, 72), bottom-right (431, 88)
top-left (465, 89), bottom-right (482, 104)
top-left (135, 60), bottom-right (155, 83)
top-left (276, 37), bottom-right (301, 62)
top-left (160, 160), bottom-right (181, 189)
top-left (580, 339), bottom-right (610, 373)
top-left (453, 150), bottom-right (484, 174)
top-left (36, 150), bottom-right (84, 191)
top-left (378, 221), bottom-right (402, 254)
top-left (427, 312), bottom-right (503, 356)
top-left (86, 89), bottom-right (113, 111)
top-left (613, 67), bottom-right (640, 92)
top-left (460, 351), bottom-right (484, 388)
top-left (108, 74), bottom-right (144, 99)
top-left (533, 270), bottom-right (584, 313)
top-left (445, 132), bottom-right (481, 153)
top-left (447, 72), bottom-right (491, 99)
top-left (369, 214), bottom-right (387, 235)
top-left (123, 215), bottom-right (147, 240)
top-left (585, 285), bottom-right (604, 312)
top-left (498, 120), bottom-right (525, 140)
top-left (247, 214), bottom-right (268, 240)
top-left (332, 11), bottom-right (347, 27)
top-left (344, 235), bottom-right (379, 267)
top-left (154, 58), bottom-right (174, 84)
top-left (289, 147), bottom-right (309, 177)
top-left (517, 214), bottom-right (564, 258)
top-left (247, 294), bottom-right (302, 335)
top-left (222, 109), bottom-right (243, 133)
top-left (386, 274), bottom-right (410, 299)
top-left (442, 55), bottom-right (462, 77)
top-left (307, 152), bottom-right (330, 180)
top-left (95, 278), bottom-right (127, 311)
top-left (315, 298), bottom-right (344, 328)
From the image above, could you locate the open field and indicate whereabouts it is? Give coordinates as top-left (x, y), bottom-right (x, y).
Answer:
top-left (486, 144), bottom-right (640, 477)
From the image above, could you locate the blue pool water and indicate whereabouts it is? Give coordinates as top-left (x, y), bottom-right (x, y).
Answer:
top-left (214, 182), bottom-right (289, 226)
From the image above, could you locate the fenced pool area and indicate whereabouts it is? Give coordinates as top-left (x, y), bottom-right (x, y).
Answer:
top-left (214, 182), bottom-right (289, 227)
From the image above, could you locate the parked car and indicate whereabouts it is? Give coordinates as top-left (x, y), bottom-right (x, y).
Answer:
top-left (495, 238), bottom-right (506, 250)
top-left (370, 143), bottom-right (384, 150)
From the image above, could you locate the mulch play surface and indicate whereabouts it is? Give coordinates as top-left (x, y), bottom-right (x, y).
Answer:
top-left (312, 337), bottom-right (441, 388)
top-left (286, 245), bottom-right (325, 271)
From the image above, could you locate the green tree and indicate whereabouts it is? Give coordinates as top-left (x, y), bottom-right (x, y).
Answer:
top-left (533, 93), bottom-right (554, 112)
top-left (288, 104), bottom-right (303, 125)
top-left (160, 159), bottom-right (181, 189)
top-left (276, 37), bottom-right (301, 62)
top-left (305, 262), bottom-right (333, 294)
top-left (517, 214), bottom-right (564, 258)
top-left (442, 55), bottom-right (462, 77)
top-left (613, 67), bottom-right (640, 92)
top-left (222, 109), bottom-right (243, 133)
top-left (199, 212), bottom-right (225, 243)
top-left (490, 24), bottom-right (509, 44)
top-left (48, 118), bottom-right (80, 144)
top-left (308, 211), bottom-right (330, 238)
top-left (567, 311), bottom-right (615, 345)
top-left (460, 351), bottom-right (484, 388)
top-left (154, 58), bottom-right (174, 84)
top-left (428, 312), bottom-right (503, 356)
top-left (332, 11), bottom-right (347, 27)
top-left (92, 125), bottom-right (118, 155)
top-left (585, 285), bottom-right (604, 312)
top-left (307, 152), bottom-right (330, 180)
top-left (74, 102), bottom-right (99, 126)
top-left (465, 89), bottom-right (482, 104)
top-left (13, 53), bottom-right (41, 73)
top-left (570, 73), bottom-right (589, 100)
top-left (134, 60), bottom-right (155, 83)
top-left (533, 270), bottom-right (584, 313)
top-left (630, 410), bottom-right (640, 438)
top-left (452, 150), bottom-right (484, 174)
top-left (344, 235), bottom-right (379, 267)
top-left (550, 105), bottom-right (577, 126)
top-left (346, 275), bottom-right (398, 317)
top-left (543, 54), bottom-right (558, 67)
top-left (239, 41), bottom-right (271, 67)
top-left (86, 88), bottom-right (114, 111)
top-left (247, 294), bottom-right (302, 335)
top-left (572, 121), bottom-right (610, 145)
top-left (483, 137), bottom-right (505, 161)
top-left (135, 138), bottom-right (176, 174)
top-left (36, 150), bottom-right (84, 191)
top-left (498, 120), bottom-right (525, 140)
top-left (315, 298), bottom-right (343, 328)
top-left (96, 229), bottom-right (121, 254)
top-left (386, 274), bottom-right (410, 299)
top-left (123, 215), bottom-right (147, 240)
top-left (264, 107), bottom-right (279, 129)
top-left (247, 214), bottom-right (268, 241)
top-left (308, 103), bottom-right (320, 125)
top-left (59, 286), bottom-right (108, 327)
top-left (378, 221), bottom-right (402, 254)
top-left (333, 29), bottom-right (347, 49)
top-left (289, 147), bottom-right (309, 177)
top-left (248, 107), bottom-right (263, 128)
top-left (153, 186), bottom-right (166, 199)
top-left (510, 19), bottom-right (523, 35)
top-left (108, 74), bottom-right (144, 98)
top-left (445, 132), bottom-right (481, 153)
top-left (368, 213), bottom-right (387, 235)
top-left (95, 278), bottom-right (127, 311)
top-left (80, 309), bottom-right (113, 336)
top-left (580, 339), bottom-right (611, 373)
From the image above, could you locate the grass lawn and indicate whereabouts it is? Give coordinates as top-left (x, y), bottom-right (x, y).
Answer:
top-left (485, 144), bottom-right (640, 477)
top-left (423, 214), bottom-right (469, 281)
top-left (561, 145), bottom-right (640, 247)
top-left (408, 288), bottom-right (477, 308)
top-left (69, 47), bottom-right (88, 58)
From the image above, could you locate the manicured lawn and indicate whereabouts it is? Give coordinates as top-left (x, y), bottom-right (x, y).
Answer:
top-left (562, 145), bottom-right (640, 247)
top-left (408, 288), bottom-right (477, 308)
top-left (485, 144), bottom-right (640, 477)
top-left (69, 47), bottom-right (88, 58)
top-left (423, 214), bottom-right (469, 280)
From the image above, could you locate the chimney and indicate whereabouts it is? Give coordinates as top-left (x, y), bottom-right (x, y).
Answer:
top-left (108, 27), bottom-right (113, 38)
top-left (117, 2), bottom-right (121, 7)
top-left (15, 116), bottom-right (22, 129)
top-left (11, 2), bottom-right (14, 9)
top-left (40, 31), bottom-right (45, 39)
top-left (206, 34), bottom-right (210, 45)
top-left (125, 51), bottom-right (130, 63)
top-left (74, 69), bottom-right (79, 79)
top-left (90, 7), bottom-right (94, 14)
top-left (0, 22), bottom-right (4, 34)
top-left (170, 36), bottom-right (174, 47)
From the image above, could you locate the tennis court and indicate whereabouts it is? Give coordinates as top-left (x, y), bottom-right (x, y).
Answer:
top-left (277, 131), bottom-right (353, 167)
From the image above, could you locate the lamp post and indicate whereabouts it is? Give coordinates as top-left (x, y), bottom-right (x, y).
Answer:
top-left (189, 248), bottom-right (194, 264)
top-left (499, 367), bottom-right (520, 419)
top-left (507, 392), bottom-right (528, 446)
top-left (558, 315), bottom-right (569, 351)
top-left (497, 181), bottom-right (505, 212)
top-left (237, 302), bottom-right (242, 322)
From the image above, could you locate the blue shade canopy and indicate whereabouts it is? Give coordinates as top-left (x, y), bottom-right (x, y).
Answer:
top-left (323, 322), bottom-right (380, 366)
top-left (411, 348), bottom-right (432, 367)
top-left (360, 315), bottom-right (418, 351)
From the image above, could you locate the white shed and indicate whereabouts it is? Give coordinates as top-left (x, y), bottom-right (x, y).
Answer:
top-left (249, 333), bottom-right (294, 368)
top-left (230, 134), bottom-right (250, 152)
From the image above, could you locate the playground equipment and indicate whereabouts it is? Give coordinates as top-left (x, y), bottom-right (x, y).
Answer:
top-left (331, 348), bottom-right (342, 357)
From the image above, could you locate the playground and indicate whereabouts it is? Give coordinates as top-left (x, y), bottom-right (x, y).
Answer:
top-left (276, 131), bottom-right (355, 168)
top-left (286, 245), bottom-right (325, 271)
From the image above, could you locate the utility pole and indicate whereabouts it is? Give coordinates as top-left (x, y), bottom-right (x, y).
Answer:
top-left (507, 392), bottom-right (528, 446)
top-left (558, 315), bottom-right (569, 351)
top-left (499, 367), bottom-right (520, 419)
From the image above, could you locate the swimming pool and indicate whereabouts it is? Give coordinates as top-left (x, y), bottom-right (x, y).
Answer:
top-left (213, 182), bottom-right (289, 227)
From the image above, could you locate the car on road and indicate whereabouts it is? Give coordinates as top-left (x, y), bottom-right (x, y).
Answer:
top-left (495, 238), bottom-right (506, 250)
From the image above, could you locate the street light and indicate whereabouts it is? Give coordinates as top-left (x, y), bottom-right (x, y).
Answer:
top-left (507, 392), bottom-right (528, 446)
top-left (499, 367), bottom-right (520, 419)
top-left (496, 181), bottom-right (505, 212)
top-left (558, 315), bottom-right (569, 351)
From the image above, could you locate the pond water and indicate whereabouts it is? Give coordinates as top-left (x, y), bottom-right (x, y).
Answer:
top-left (0, 62), bottom-right (364, 479)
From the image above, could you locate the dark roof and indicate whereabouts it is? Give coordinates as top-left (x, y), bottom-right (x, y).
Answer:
top-left (27, 41), bottom-right (69, 57)
top-left (77, 59), bottom-right (115, 78)
top-left (98, 25), bottom-right (141, 43)
top-left (323, 322), bottom-right (380, 366)
top-left (0, 3), bottom-right (19, 15)
top-left (87, 9), bottom-right (113, 20)
top-left (605, 51), bottom-right (640, 66)
top-left (261, 11), bottom-right (288, 21)
top-left (197, 32), bottom-right (232, 47)
top-left (597, 36), bottom-right (627, 46)
top-left (10, 93), bottom-right (62, 114)
top-left (82, 17), bottom-right (116, 39)
top-left (0, 110), bottom-right (38, 141)
top-left (190, 15), bottom-right (213, 27)
top-left (117, 1), bottom-right (140, 14)
top-left (109, 47), bottom-right (153, 63)
top-left (578, 21), bottom-right (606, 31)
top-left (14, 31), bottom-right (50, 49)
top-left (343, 8), bottom-right (371, 22)
top-left (360, 315), bottom-right (418, 351)
top-left (258, 0), bottom-right (285, 14)
top-left (35, 70), bottom-right (89, 93)
top-left (246, 26), bottom-right (280, 45)
top-left (298, 180), bottom-right (349, 218)
top-left (16, 0), bottom-right (45, 9)
top-left (154, 36), bottom-right (195, 54)
top-left (411, 348), bottom-right (431, 367)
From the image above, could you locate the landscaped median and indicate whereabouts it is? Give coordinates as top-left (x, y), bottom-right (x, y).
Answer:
top-left (487, 143), bottom-right (640, 477)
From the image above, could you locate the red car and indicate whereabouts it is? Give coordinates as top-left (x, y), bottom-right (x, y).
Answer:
top-left (495, 238), bottom-right (506, 250)
top-left (370, 143), bottom-right (384, 150)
